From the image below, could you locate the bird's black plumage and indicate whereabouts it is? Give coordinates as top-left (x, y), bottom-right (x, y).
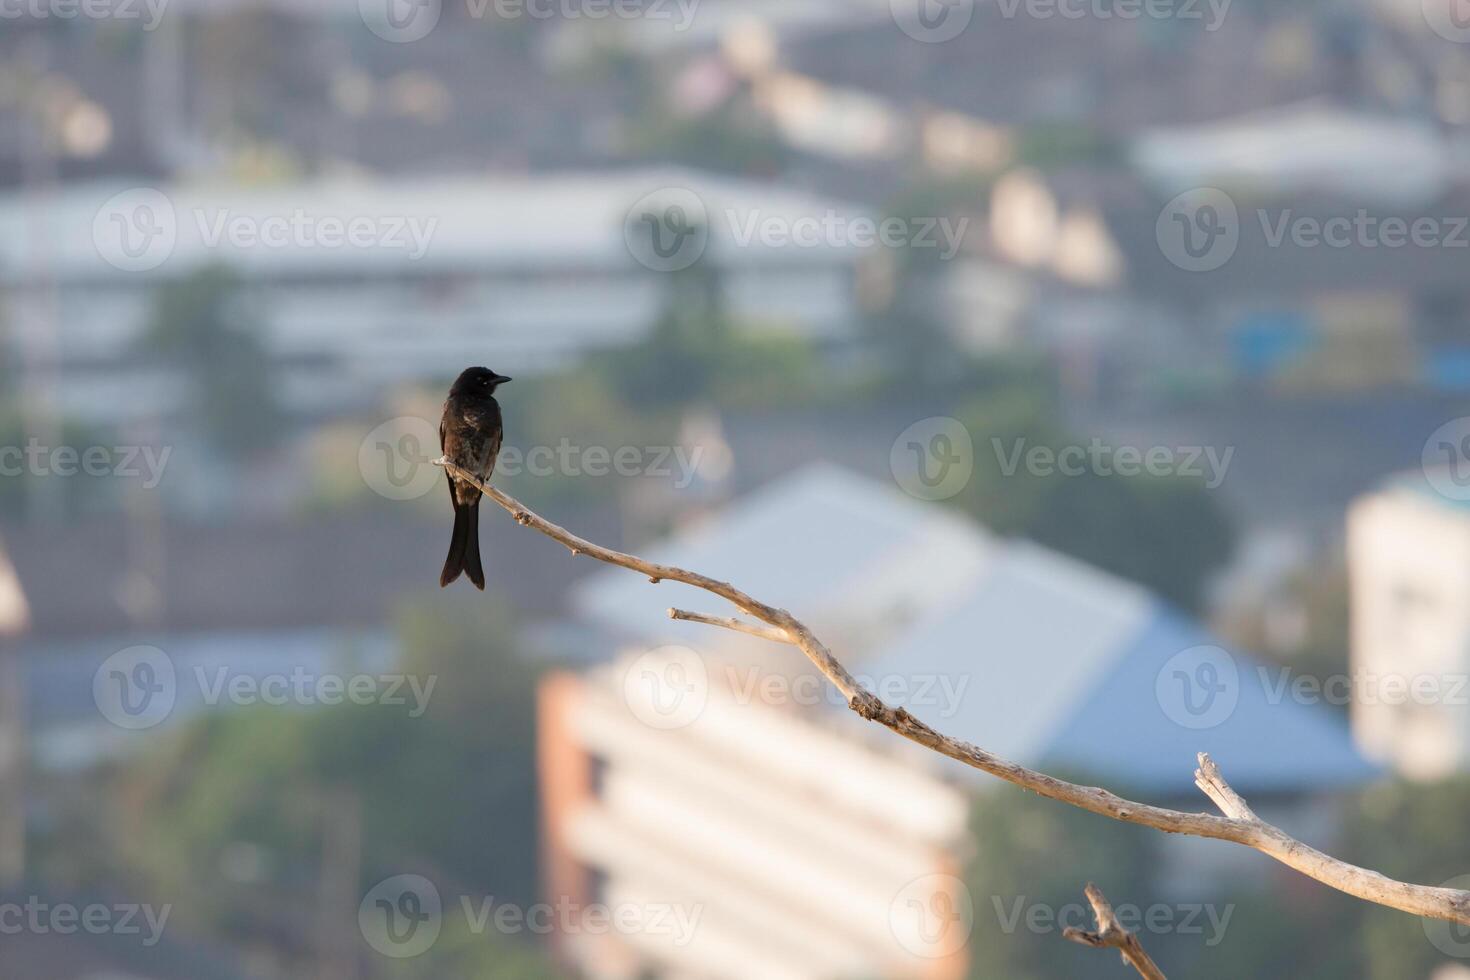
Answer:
top-left (440, 366), bottom-right (510, 589)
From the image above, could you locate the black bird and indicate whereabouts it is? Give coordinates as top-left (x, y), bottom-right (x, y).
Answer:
top-left (439, 366), bottom-right (510, 589)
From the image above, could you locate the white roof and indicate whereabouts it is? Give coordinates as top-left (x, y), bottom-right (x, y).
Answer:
top-left (1132, 103), bottom-right (1453, 206)
top-left (0, 168), bottom-right (870, 282)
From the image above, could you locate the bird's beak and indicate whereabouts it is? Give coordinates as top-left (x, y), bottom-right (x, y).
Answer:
top-left (492, 374), bottom-right (513, 385)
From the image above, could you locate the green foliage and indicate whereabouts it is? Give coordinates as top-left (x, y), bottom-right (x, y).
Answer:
top-left (952, 383), bottom-right (1233, 612)
top-left (113, 596), bottom-right (546, 964)
top-left (1015, 125), bottom-right (1120, 170)
top-left (631, 98), bottom-right (789, 176)
top-left (140, 264), bottom-right (282, 455)
top-left (1339, 776), bottom-right (1470, 980)
top-left (963, 782), bottom-right (1153, 980)
top-left (590, 262), bottom-right (824, 413)
top-left (377, 914), bottom-right (559, 979)
top-left (0, 406), bottom-right (114, 518)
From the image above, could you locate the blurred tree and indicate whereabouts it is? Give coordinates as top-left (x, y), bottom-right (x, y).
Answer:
top-left (111, 596), bottom-right (547, 971)
top-left (1339, 776), bottom-right (1470, 980)
top-left (631, 88), bottom-right (789, 176)
top-left (601, 260), bottom-right (728, 410)
top-left (139, 264), bottom-right (283, 456)
top-left (963, 780), bottom-right (1153, 980)
top-left (1223, 560), bottom-right (1351, 690)
top-left (860, 176), bottom-right (990, 394)
top-left (953, 384), bottom-right (1234, 612)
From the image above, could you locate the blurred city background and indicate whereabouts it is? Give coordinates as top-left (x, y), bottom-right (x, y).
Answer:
top-left (3, 0), bottom-right (1470, 976)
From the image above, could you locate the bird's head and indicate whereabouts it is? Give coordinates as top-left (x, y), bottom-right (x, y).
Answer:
top-left (451, 366), bottom-right (513, 397)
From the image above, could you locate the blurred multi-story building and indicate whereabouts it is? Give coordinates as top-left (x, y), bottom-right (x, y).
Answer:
top-left (541, 465), bottom-right (1374, 979)
top-left (1348, 472), bottom-right (1470, 779)
top-left (0, 169), bottom-right (873, 424)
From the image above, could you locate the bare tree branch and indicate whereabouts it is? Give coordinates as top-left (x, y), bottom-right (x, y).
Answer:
top-left (436, 458), bottom-right (1470, 926)
top-left (1063, 884), bottom-right (1168, 980)
top-left (668, 607), bottom-right (791, 643)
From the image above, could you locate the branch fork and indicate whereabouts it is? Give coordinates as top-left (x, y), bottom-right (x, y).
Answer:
top-left (1063, 884), bottom-right (1168, 980)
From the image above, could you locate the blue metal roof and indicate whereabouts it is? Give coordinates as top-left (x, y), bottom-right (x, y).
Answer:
top-left (1043, 608), bottom-right (1379, 798)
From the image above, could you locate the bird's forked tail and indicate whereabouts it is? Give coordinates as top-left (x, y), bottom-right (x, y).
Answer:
top-left (440, 498), bottom-right (485, 590)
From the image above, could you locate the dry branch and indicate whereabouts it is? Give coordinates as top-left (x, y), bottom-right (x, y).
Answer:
top-left (437, 458), bottom-right (1470, 926)
top-left (1063, 884), bottom-right (1167, 980)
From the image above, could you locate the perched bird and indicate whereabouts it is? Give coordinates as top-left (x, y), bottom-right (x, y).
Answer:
top-left (439, 366), bottom-right (511, 589)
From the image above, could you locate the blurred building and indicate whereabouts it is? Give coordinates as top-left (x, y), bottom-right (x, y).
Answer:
top-left (957, 146), bottom-right (1470, 399)
top-left (0, 169), bottom-right (871, 424)
top-left (1348, 472), bottom-right (1470, 780)
top-left (540, 465), bottom-right (1374, 979)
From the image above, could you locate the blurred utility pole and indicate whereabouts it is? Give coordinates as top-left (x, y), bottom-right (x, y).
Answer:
top-left (0, 540), bottom-right (32, 890)
top-left (0, 644), bottom-right (25, 888)
top-left (15, 34), bottom-right (62, 524)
